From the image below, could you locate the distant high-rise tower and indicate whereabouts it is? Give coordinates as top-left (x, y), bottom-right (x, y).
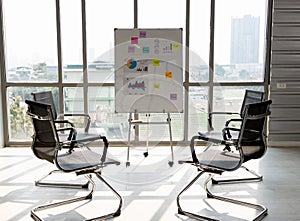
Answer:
top-left (230, 15), bottom-right (260, 64)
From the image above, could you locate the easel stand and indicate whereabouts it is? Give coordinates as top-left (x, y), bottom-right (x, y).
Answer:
top-left (126, 112), bottom-right (174, 167)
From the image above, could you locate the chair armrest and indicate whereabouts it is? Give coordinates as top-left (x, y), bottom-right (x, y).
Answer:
top-left (189, 133), bottom-right (230, 164)
top-left (222, 126), bottom-right (241, 140)
top-left (222, 127), bottom-right (261, 141)
top-left (64, 134), bottom-right (109, 164)
top-left (208, 112), bottom-right (240, 131)
top-left (59, 113), bottom-right (91, 133)
top-left (54, 119), bottom-right (75, 127)
top-left (99, 136), bottom-right (109, 164)
top-left (225, 118), bottom-right (242, 127)
top-left (223, 127), bottom-right (241, 132)
top-left (54, 120), bottom-right (76, 140)
top-left (56, 127), bottom-right (73, 132)
top-left (57, 126), bottom-right (77, 142)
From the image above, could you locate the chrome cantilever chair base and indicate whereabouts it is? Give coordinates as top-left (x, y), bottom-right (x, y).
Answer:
top-left (35, 169), bottom-right (90, 189)
top-left (177, 170), bottom-right (268, 221)
top-left (211, 165), bottom-right (263, 184)
top-left (31, 173), bottom-right (122, 221)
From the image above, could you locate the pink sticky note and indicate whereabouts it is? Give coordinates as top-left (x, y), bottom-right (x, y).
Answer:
top-left (131, 37), bottom-right (138, 44)
top-left (128, 46), bottom-right (135, 53)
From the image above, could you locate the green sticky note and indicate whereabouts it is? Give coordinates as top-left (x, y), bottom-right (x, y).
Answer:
top-left (152, 59), bottom-right (160, 66)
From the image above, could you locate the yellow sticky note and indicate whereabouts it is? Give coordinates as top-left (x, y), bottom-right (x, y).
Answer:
top-left (173, 43), bottom-right (180, 50)
top-left (165, 72), bottom-right (172, 79)
top-left (152, 59), bottom-right (160, 66)
top-left (153, 82), bottom-right (160, 89)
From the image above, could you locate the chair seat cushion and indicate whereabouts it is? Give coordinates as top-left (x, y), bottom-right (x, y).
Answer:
top-left (58, 133), bottom-right (102, 145)
top-left (197, 146), bottom-right (241, 172)
top-left (57, 149), bottom-right (117, 172)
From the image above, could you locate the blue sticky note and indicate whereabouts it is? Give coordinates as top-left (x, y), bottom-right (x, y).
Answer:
top-left (143, 47), bottom-right (150, 54)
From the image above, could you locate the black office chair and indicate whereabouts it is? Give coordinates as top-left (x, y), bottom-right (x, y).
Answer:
top-left (208, 89), bottom-right (264, 132)
top-left (31, 91), bottom-right (96, 188)
top-left (208, 89), bottom-right (265, 184)
top-left (25, 100), bottom-right (122, 220)
top-left (177, 100), bottom-right (271, 221)
top-left (32, 90), bottom-right (91, 133)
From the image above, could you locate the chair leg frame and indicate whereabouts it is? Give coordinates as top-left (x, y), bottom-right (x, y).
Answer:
top-left (177, 170), bottom-right (268, 221)
top-left (31, 173), bottom-right (122, 221)
top-left (211, 165), bottom-right (263, 184)
top-left (35, 169), bottom-right (90, 189)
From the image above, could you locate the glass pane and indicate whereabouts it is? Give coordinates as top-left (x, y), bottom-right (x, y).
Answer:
top-left (61, 0), bottom-right (83, 83)
top-left (214, 0), bottom-right (266, 82)
top-left (7, 87), bottom-right (58, 141)
top-left (138, 113), bottom-right (184, 142)
top-left (190, 0), bottom-right (210, 82)
top-left (89, 87), bottom-right (184, 142)
top-left (64, 87), bottom-right (84, 114)
top-left (138, 0), bottom-right (185, 79)
top-left (188, 86), bottom-right (208, 139)
top-left (3, 0), bottom-right (58, 82)
top-left (138, 0), bottom-right (185, 28)
top-left (137, 0), bottom-right (185, 142)
top-left (86, 0), bottom-right (133, 83)
top-left (87, 62), bottom-right (114, 83)
top-left (88, 87), bottom-right (128, 141)
top-left (63, 87), bottom-right (86, 132)
top-left (212, 86), bottom-right (264, 131)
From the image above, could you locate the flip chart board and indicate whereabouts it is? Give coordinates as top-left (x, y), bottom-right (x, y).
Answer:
top-left (114, 28), bottom-right (183, 113)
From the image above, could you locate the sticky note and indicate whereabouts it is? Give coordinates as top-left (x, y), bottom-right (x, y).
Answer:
top-left (139, 31), bottom-right (147, 38)
top-left (165, 72), bottom-right (172, 79)
top-left (143, 47), bottom-right (150, 54)
top-left (131, 37), bottom-right (138, 44)
top-left (152, 59), bottom-right (160, 66)
top-left (153, 82), bottom-right (160, 89)
top-left (170, 93), bottom-right (177, 100)
top-left (173, 43), bottom-right (180, 50)
top-left (128, 46), bottom-right (135, 53)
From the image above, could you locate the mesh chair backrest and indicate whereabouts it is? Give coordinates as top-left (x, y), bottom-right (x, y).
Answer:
top-left (240, 90), bottom-right (264, 117)
top-left (32, 91), bottom-right (58, 119)
top-left (26, 100), bottom-right (59, 163)
top-left (238, 100), bottom-right (272, 162)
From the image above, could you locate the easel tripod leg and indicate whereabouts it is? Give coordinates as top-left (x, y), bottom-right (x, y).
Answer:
top-left (168, 113), bottom-right (174, 167)
top-left (144, 113), bottom-right (150, 158)
top-left (126, 113), bottom-right (131, 167)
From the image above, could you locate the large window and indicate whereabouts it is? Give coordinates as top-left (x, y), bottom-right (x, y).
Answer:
top-left (188, 0), bottom-right (211, 139)
top-left (7, 87), bottom-right (58, 141)
top-left (86, 0), bottom-right (133, 84)
top-left (138, 0), bottom-right (186, 141)
top-left (188, 86), bottom-right (209, 137)
top-left (3, 0), bottom-right (58, 142)
top-left (212, 86), bottom-right (264, 131)
top-left (1, 0), bottom-right (269, 146)
top-left (188, 0), bottom-right (267, 138)
top-left (214, 0), bottom-right (266, 82)
top-left (4, 0), bottom-right (58, 83)
top-left (60, 0), bottom-right (83, 83)
top-left (189, 0), bottom-right (210, 83)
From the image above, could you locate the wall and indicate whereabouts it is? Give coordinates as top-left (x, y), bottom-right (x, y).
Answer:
top-left (0, 71), bottom-right (3, 147)
top-left (269, 0), bottom-right (300, 146)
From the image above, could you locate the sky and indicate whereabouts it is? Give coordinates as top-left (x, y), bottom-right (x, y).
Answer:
top-left (3, 0), bottom-right (267, 68)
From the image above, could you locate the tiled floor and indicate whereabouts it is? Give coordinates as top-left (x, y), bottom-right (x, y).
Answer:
top-left (0, 146), bottom-right (300, 221)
